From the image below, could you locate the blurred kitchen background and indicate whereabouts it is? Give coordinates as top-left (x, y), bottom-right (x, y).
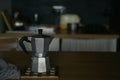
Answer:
top-left (0, 0), bottom-right (120, 31)
top-left (1, 0), bottom-right (118, 31)
top-left (0, 0), bottom-right (120, 52)
top-left (12, 0), bottom-right (110, 25)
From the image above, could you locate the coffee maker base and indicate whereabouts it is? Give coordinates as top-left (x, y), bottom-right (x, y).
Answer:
top-left (31, 57), bottom-right (50, 73)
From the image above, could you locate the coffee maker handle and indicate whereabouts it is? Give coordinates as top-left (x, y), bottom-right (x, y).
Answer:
top-left (19, 36), bottom-right (31, 54)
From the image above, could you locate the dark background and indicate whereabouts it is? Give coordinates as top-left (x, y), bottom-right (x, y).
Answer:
top-left (0, 0), bottom-right (12, 32)
top-left (0, 0), bottom-right (120, 32)
top-left (11, 0), bottom-right (110, 25)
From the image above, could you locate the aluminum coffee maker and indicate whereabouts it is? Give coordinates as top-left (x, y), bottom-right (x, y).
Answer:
top-left (19, 30), bottom-right (53, 73)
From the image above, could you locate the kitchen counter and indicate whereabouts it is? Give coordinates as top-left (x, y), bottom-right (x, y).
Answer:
top-left (0, 33), bottom-right (119, 39)
top-left (0, 33), bottom-right (33, 38)
top-left (50, 33), bottom-right (119, 38)
top-left (0, 32), bottom-right (119, 52)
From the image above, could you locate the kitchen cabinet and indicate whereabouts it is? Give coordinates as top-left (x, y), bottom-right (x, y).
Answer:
top-left (50, 33), bottom-right (119, 52)
top-left (0, 33), bottom-right (120, 80)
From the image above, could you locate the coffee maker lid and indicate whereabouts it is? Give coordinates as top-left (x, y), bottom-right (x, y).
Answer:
top-left (32, 29), bottom-right (50, 38)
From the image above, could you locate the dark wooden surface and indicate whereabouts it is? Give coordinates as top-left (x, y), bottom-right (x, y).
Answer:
top-left (0, 33), bottom-right (33, 37)
top-left (50, 33), bottom-right (119, 38)
top-left (0, 51), bottom-right (120, 80)
top-left (0, 50), bottom-right (32, 71)
top-left (21, 76), bottom-right (59, 80)
top-left (0, 33), bottom-right (119, 38)
top-left (49, 52), bottom-right (120, 80)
